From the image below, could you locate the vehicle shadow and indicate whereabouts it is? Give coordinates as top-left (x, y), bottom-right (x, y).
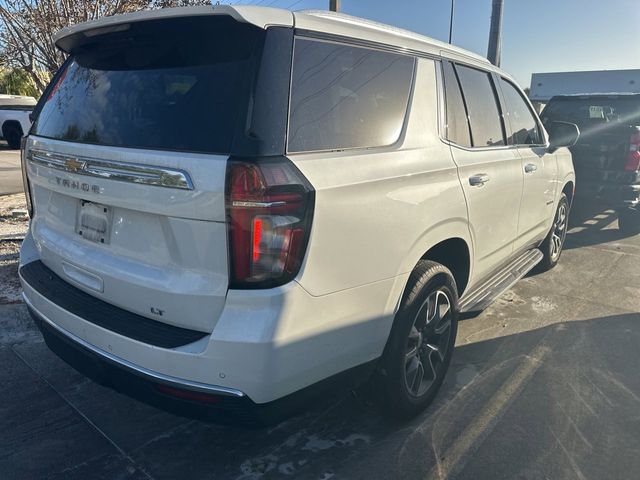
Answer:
top-left (8, 311), bottom-right (640, 480)
top-left (564, 196), bottom-right (634, 250)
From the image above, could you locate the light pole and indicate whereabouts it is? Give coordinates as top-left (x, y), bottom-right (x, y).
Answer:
top-left (487, 0), bottom-right (504, 66)
top-left (448, 0), bottom-right (455, 44)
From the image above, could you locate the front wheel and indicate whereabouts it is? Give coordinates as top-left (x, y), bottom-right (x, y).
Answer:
top-left (379, 260), bottom-right (458, 419)
top-left (538, 193), bottom-right (569, 272)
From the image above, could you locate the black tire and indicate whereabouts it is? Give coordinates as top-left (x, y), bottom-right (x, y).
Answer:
top-left (379, 260), bottom-right (458, 419)
top-left (618, 209), bottom-right (640, 235)
top-left (3, 124), bottom-right (22, 150)
top-left (538, 193), bottom-right (569, 272)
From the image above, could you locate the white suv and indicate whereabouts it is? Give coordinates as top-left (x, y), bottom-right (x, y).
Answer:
top-left (19, 6), bottom-right (577, 423)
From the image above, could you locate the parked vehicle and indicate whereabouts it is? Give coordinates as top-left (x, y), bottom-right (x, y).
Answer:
top-left (541, 94), bottom-right (640, 233)
top-left (0, 94), bottom-right (35, 149)
top-left (19, 6), bottom-right (578, 423)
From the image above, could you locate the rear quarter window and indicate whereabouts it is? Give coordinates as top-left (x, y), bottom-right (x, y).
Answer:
top-left (287, 38), bottom-right (415, 153)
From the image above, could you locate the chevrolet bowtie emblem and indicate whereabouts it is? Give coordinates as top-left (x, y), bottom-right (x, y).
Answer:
top-left (64, 158), bottom-right (86, 172)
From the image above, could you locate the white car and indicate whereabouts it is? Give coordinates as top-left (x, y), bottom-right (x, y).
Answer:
top-left (19, 5), bottom-right (577, 423)
top-left (0, 94), bottom-right (35, 149)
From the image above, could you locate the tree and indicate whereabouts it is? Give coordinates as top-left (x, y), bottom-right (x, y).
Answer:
top-left (0, 0), bottom-right (208, 94)
top-left (0, 68), bottom-right (39, 97)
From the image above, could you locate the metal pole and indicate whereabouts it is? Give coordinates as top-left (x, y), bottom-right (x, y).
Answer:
top-left (448, 0), bottom-right (455, 44)
top-left (330, 0), bottom-right (340, 12)
top-left (487, 0), bottom-right (504, 66)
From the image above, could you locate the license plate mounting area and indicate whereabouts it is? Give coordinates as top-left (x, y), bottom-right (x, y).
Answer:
top-left (76, 200), bottom-right (112, 244)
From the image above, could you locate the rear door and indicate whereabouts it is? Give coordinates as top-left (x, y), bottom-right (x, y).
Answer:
top-left (442, 61), bottom-right (523, 282)
top-left (497, 76), bottom-right (557, 249)
top-left (25, 15), bottom-right (288, 333)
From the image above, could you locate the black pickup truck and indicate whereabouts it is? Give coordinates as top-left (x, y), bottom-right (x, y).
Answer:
top-left (541, 94), bottom-right (640, 234)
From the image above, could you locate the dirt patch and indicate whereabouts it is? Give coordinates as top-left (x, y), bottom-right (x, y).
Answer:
top-left (0, 193), bottom-right (28, 238)
top-left (0, 240), bottom-right (21, 304)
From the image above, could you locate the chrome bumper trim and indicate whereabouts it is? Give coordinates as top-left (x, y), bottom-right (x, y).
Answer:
top-left (22, 292), bottom-right (245, 398)
top-left (29, 149), bottom-right (194, 190)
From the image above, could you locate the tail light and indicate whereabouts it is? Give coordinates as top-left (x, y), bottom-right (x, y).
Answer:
top-left (225, 157), bottom-right (314, 288)
top-left (20, 137), bottom-right (33, 217)
top-left (624, 131), bottom-right (640, 172)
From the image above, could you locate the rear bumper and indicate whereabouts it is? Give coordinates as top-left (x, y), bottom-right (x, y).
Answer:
top-left (26, 300), bottom-right (260, 423)
top-left (20, 229), bottom-right (400, 411)
top-left (577, 180), bottom-right (640, 211)
top-left (27, 297), bottom-right (377, 425)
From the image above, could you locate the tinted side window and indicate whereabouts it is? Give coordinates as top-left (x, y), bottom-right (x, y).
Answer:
top-left (442, 61), bottom-right (471, 147)
top-left (499, 78), bottom-right (541, 145)
top-left (288, 38), bottom-right (415, 152)
top-left (455, 65), bottom-right (505, 147)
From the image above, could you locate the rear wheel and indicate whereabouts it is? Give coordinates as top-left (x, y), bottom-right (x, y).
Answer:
top-left (379, 261), bottom-right (458, 419)
top-left (3, 124), bottom-right (22, 150)
top-left (618, 209), bottom-right (640, 235)
top-left (538, 193), bottom-right (569, 272)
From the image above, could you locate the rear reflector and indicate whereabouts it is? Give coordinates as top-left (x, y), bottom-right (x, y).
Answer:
top-left (625, 132), bottom-right (640, 172)
top-left (154, 384), bottom-right (221, 405)
top-left (226, 157), bottom-right (314, 288)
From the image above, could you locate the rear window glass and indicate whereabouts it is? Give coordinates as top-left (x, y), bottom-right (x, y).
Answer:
top-left (288, 38), bottom-right (415, 153)
top-left (455, 64), bottom-right (505, 147)
top-left (33, 17), bottom-right (263, 153)
top-left (541, 96), bottom-right (640, 129)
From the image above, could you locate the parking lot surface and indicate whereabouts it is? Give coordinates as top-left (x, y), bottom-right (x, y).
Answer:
top-left (0, 145), bottom-right (22, 195)
top-left (2, 200), bottom-right (639, 480)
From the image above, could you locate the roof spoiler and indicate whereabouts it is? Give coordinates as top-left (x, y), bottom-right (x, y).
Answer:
top-left (53, 5), bottom-right (294, 53)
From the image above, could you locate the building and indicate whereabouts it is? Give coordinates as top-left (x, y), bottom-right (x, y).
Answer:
top-left (529, 69), bottom-right (640, 104)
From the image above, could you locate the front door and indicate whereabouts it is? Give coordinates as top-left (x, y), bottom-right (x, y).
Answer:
top-left (517, 145), bottom-right (558, 249)
top-left (495, 76), bottom-right (558, 250)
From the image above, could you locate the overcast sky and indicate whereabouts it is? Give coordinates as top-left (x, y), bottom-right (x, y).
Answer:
top-left (238, 0), bottom-right (640, 88)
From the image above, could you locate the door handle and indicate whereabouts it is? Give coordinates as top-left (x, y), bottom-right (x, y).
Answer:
top-left (524, 163), bottom-right (538, 173)
top-left (469, 174), bottom-right (490, 186)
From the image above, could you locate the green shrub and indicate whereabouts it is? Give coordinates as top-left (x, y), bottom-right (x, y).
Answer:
top-left (0, 69), bottom-right (40, 99)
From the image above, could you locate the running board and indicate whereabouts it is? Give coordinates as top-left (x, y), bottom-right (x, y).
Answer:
top-left (459, 249), bottom-right (543, 313)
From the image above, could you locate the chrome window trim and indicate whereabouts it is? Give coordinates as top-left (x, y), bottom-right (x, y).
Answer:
top-left (435, 59), bottom-right (446, 142)
top-left (28, 149), bottom-right (194, 190)
top-left (22, 292), bottom-right (245, 398)
top-left (437, 58), bottom-right (550, 152)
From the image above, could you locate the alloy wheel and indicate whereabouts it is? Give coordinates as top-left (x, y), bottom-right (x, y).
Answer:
top-left (550, 202), bottom-right (568, 261)
top-left (403, 289), bottom-right (453, 398)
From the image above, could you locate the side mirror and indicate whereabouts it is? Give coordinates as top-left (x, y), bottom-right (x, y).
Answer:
top-left (547, 121), bottom-right (580, 153)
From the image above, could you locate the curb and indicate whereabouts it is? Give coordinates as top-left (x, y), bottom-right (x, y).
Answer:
top-left (0, 234), bottom-right (25, 242)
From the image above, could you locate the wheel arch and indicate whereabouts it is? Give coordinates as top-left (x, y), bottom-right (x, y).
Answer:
top-left (2, 120), bottom-right (23, 137)
top-left (419, 238), bottom-right (470, 298)
top-left (393, 220), bottom-right (473, 313)
top-left (562, 180), bottom-right (574, 207)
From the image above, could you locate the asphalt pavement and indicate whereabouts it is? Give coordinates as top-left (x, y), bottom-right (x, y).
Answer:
top-left (1, 200), bottom-right (639, 480)
top-left (0, 144), bottom-right (22, 195)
